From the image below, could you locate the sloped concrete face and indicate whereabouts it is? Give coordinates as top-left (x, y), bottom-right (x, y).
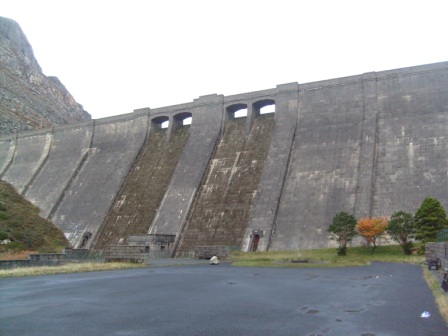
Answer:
top-left (1, 130), bottom-right (52, 194)
top-left (244, 83), bottom-right (298, 251)
top-left (176, 114), bottom-right (274, 256)
top-left (149, 95), bottom-right (223, 249)
top-left (0, 136), bottom-right (15, 176)
top-left (372, 66), bottom-right (448, 216)
top-left (51, 115), bottom-right (148, 248)
top-left (24, 122), bottom-right (93, 218)
top-left (270, 78), bottom-right (365, 251)
top-left (93, 124), bottom-right (190, 250)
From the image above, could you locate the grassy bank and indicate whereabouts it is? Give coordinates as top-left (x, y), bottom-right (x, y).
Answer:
top-left (0, 262), bottom-right (145, 278)
top-left (231, 245), bottom-right (424, 267)
top-left (0, 180), bottom-right (68, 253)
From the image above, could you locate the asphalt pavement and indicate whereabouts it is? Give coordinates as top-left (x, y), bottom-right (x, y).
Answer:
top-left (1, 262), bottom-right (447, 336)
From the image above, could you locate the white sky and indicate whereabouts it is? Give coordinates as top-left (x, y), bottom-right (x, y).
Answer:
top-left (1, 0), bottom-right (447, 119)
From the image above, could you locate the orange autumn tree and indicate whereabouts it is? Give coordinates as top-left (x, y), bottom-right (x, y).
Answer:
top-left (356, 217), bottom-right (388, 255)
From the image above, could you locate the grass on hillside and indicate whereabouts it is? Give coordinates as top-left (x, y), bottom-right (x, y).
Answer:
top-left (0, 262), bottom-right (145, 278)
top-left (0, 180), bottom-right (69, 254)
top-left (231, 245), bottom-right (425, 267)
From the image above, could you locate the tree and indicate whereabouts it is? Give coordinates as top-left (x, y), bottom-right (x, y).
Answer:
top-left (387, 211), bottom-right (415, 255)
top-left (328, 212), bottom-right (357, 255)
top-left (356, 217), bottom-right (388, 255)
top-left (415, 197), bottom-right (448, 243)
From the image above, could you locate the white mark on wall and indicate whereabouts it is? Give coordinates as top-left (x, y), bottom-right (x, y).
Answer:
top-left (423, 169), bottom-right (436, 182)
top-left (408, 142), bottom-right (414, 168)
top-left (113, 195), bottom-right (126, 210)
top-left (227, 152), bottom-right (241, 187)
top-left (288, 100), bottom-right (298, 110)
top-left (204, 159), bottom-right (219, 186)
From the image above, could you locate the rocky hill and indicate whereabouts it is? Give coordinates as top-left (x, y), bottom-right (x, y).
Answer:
top-left (0, 16), bottom-right (91, 136)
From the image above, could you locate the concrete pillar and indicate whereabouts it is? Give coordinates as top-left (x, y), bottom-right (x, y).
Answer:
top-left (133, 107), bottom-right (151, 145)
top-left (149, 94), bottom-right (224, 255)
top-left (244, 82), bottom-right (299, 251)
top-left (166, 116), bottom-right (182, 143)
top-left (245, 103), bottom-right (257, 135)
top-left (354, 72), bottom-right (378, 218)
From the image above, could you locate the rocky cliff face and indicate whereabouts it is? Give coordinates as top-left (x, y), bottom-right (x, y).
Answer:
top-left (0, 17), bottom-right (91, 136)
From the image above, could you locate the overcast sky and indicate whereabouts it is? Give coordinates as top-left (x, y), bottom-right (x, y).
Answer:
top-left (2, 0), bottom-right (447, 119)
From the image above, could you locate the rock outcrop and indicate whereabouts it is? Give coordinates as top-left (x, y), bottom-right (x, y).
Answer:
top-left (0, 16), bottom-right (90, 136)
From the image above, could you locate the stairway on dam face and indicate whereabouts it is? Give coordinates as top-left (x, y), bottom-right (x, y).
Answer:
top-left (93, 125), bottom-right (190, 250)
top-left (176, 114), bottom-right (274, 256)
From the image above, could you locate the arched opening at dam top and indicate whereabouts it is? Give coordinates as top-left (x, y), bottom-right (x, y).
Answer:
top-left (227, 103), bottom-right (248, 118)
top-left (226, 99), bottom-right (276, 119)
top-left (256, 99), bottom-right (275, 114)
top-left (173, 111), bottom-right (193, 127)
top-left (152, 115), bottom-right (170, 129)
top-left (151, 112), bottom-right (192, 131)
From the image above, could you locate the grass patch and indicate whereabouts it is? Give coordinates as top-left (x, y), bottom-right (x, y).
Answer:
top-left (231, 245), bottom-right (424, 268)
top-left (0, 180), bottom-right (69, 253)
top-left (0, 262), bottom-right (145, 278)
top-left (423, 268), bottom-right (448, 323)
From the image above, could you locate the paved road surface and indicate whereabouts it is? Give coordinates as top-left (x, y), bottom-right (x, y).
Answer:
top-left (1, 262), bottom-right (447, 336)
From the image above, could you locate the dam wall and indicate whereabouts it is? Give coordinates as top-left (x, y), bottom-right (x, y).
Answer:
top-left (176, 113), bottom-right (274, 256)
top-left (1, 61), bottom-right (448, 252)
top-left (0, 136), bottom-right (15, 175)
top-left (270, 76), bottom-right (365, 250)
top-left (148, 95), bottom-right (224, 253)
top-left (23, 122), bottom-right (93, 218)
top-left (0, 129), bottom-right (52, 194)
top-left (243, 83), bottom-right (299, 251)
top-left (93, 121), bottom-right (190, 250)
top-left (372, 65), bottom-right (448, 216)
top-left (50, 114), bottom-right (148, 248)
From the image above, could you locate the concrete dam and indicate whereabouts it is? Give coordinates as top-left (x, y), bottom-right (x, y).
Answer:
top-left (1, 61), bottom-right (448, 254)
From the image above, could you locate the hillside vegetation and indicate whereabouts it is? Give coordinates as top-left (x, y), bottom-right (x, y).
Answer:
top-left (0, 179), bottom-right (69, 254)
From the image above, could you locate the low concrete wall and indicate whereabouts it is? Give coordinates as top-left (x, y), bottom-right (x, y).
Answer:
top-left (0, 259), bottom-right (32, 269)
top-left (0, 250), bottom-right (105, 269)
top-left (105, 245), bottom-right (150, 263)
top-left (425, 242), bottom-right (448, 269)
top-left (0, 253), bottom-right (65, 269)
